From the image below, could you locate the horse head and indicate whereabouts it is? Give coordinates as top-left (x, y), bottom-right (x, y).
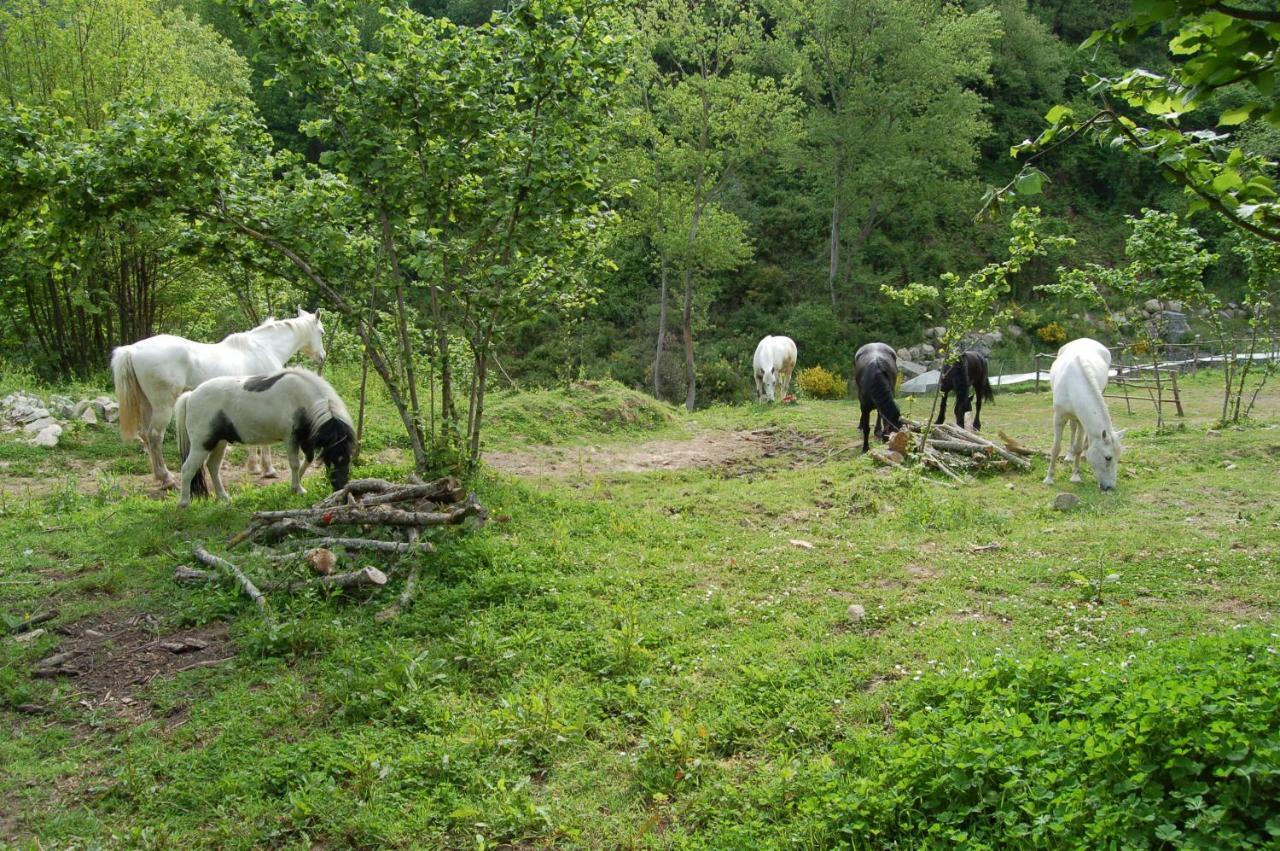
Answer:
top-left (1084, 427), bottom-right (1125, 491)
top-left (760, 366), bottom-right (778, 402)
top-left (295, 306), bottom-right (327, 368)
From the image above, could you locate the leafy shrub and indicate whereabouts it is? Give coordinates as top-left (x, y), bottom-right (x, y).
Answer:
top-left (1035, 321), bottom-right (1068, 346)
top-left (796, 365), bottom-right (845, 400)
top-left (800, 630), bottom-right (1280, 848)
top-left (698, 356), bottom-right (751, 405)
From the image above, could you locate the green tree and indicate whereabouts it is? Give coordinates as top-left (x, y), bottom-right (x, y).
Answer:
top-left (0, 0), bottom-right (253, 375)
top-left (991, 0), bottom-right (1280, 244)
top-left (770, 0), bottom-right (1000, 308)
top-left (223, 0), bottom-right (624, 466)
top-left (626, 0), bottom-right (800, 410)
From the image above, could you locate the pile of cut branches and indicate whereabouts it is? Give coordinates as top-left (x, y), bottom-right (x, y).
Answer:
top-left (870, 423), bottom-right (1037, 482)
top-left (175, 476), bottom-right (485, 620)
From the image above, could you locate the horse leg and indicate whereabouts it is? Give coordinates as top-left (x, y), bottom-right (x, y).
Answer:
top-left (859, 403), bottom-right (872, 453)
top-left (1069, 422), bottom-right (1085, 483)
top-left (260, 447), bottom-right (279, 478)
top-left (780, 365), bottom-right (794, 399)
top-left (287, 444), bottom-right (308, 496)
top-left (754, 370), bottom-right (764, 402)
top-left (935, 390), bottom-right (948, 425)
top-left (1044, 410), bottom-right (1065, 485)
top-left (972, 392), bottom-right (982, 431)
top-left (208, 442), bottom-right (231, 500)
top-left (145, 401), bottom-right (179, 488)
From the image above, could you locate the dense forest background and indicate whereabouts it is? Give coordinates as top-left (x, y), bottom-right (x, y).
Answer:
top-left (1, 0), bottom-right (1274, 423)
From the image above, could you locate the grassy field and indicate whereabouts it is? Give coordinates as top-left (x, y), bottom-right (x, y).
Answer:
top-left (2, 368), bottom-right (1278, 848)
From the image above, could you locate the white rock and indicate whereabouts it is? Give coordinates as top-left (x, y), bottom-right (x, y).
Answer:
top-left (32, 424), bottom-right (62, 447)
top-left (23, 417), bottom-right (57, 433)
top-left (846, 603), bottom-right (867, 623)
top-left (80, 406), bottom-right (99, 426)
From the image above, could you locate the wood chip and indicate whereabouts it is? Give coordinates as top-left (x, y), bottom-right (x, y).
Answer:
top-left (789, 539), bottom-right (815, 550)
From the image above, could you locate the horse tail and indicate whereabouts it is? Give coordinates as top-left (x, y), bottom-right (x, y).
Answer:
top-left (870, 367), bottom-right (902, 429)
top-left (977, 356), bottom-right (995, 404)
top-left (951, 355), bottom-right (972, 413)
top-left (110, 347), bottom-right (150, 442)
top-left (176, 392), bottom-right (208, 499)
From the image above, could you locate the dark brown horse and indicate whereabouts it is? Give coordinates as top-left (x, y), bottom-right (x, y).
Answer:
top-left (854, 342), bottom-right (903, 452)
top-left (936, 351), bottom-right (994, 430)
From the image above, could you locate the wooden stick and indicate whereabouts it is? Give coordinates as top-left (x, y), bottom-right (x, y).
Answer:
top-left (920, 449), bottom-right (965, 481)
top-left (261, 566), bottom-right (388, 594)
top-left (357, 480), bottom-right (465, 507)
top-left (375, 529), bottom-right (422, 622)
top-left (934, 424), bottom-right (1030, 467)
top-left (257, 537), bottom-right (436, 562)
top-left (249, 495), bottom-right (484, 529)
top-left (928, 439), bottom-right (995, 455)
top-left (193, 543), bottom-right (269, 616)
top-left (8, 609), bottom-right (58, 634)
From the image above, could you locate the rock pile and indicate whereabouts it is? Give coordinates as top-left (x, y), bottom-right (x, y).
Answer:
top-left (1, 392), bottom-right (117, 448)
top-left (896, 326), bottom-right (1005, 370)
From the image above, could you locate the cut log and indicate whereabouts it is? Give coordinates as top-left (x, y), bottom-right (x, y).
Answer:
top-left (193, 543), bottom-right (269, 616)
top-left (306, 548), bottom-right (337, 576)
top-left (997, 430), bottom-right (1040, 457)
top-left (928, 439), bottom-right (994, 455)
top-left (261, 566), bottom-right (388, 594)
top-left (319, 476), bottom-right (463, 508)
top-left (173, 565), bottom-right (219, 585)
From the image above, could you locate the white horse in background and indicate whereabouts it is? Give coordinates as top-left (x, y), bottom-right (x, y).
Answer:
top-left (1043, 337), bottom-right (1125, 491)
top-left (176, 368), bottom-right (355, 508)
top-left (111, 308), bottom-right (327, 487)
top-left (753, 335), bottom-right (798, 402)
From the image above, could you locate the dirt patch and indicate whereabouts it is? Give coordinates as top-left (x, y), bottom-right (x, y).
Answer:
top-left (28, 613), bottom-right (234, 721)
top-left (0, 456), bottom-right (325, 501)
top-left (486, 426), bottom-right (847, 479)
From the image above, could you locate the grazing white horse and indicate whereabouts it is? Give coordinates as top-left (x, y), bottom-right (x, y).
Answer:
top-left (753, 335), bottom-right (798, 402)
top-left (1043, 337), bottom-right (1125, 491)
top-left (111, 309), bottom-right (326, 487)
top-left (175, 368), bottom-right (355, 508)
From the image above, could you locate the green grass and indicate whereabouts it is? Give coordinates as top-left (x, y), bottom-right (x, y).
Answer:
top-left (1, 371), bottom-right (1278, 848)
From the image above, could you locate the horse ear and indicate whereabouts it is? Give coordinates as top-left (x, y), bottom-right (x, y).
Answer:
top-left (1115, 428), bottom-right (1126, 441)
top-left (314, 307), bottom-right (321, 321)
top-left (296, 304), bottom-right (304, 316)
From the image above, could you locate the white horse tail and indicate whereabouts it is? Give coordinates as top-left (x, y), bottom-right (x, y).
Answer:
top-left (110, 347), bottom-right (150, 442)
top-left (175, 392), bottom-right (208, 498)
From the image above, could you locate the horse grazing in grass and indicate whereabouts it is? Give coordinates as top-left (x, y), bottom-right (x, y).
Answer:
top-left (854, 342), bottom-right (903, 452)
top-left (111, 309), bottom-right (326, 487)
top-left (753, 335), bottom-right (798, 402)
top-left (1043, 337), bottom-right (1124, 491)
top-left (175, 368), bottom-right (355, 508)
top-left (936, 351), bottom-right (994, 431)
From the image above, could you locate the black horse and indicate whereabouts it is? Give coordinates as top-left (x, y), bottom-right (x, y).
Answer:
top-left (854, 342), bottom-right (903, 452)
top-left (936, 351), bottom-right (994, 431)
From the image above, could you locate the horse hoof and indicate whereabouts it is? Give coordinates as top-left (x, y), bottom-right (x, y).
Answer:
top-left (262, 471), bottom-right (280, 479)
top-left (1042, 476), bottom-right (1053, 485)
top-left (1070, 474), bottom-right (1082, 484)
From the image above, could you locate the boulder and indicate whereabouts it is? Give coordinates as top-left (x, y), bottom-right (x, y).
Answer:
top-left (102, 401), bottom-right (119, 423)
top-left (80, 406), bottom-right (99, 426)
top-left (72, 399), bottom-right (92, 418)
top-left (919, 343), bottom-right (936, 357)
top-left (1144, 298), bottom-right (1162, 314)
top-left (32, 424), bottom-right (62, 447)
top-left (896, 358), bottom-right (929, 379)
top-left (846, 603), bottom-right (867, 623)
top-left (1006, 324), bottom-right (1023, 339)
top-left (896, 348), bottom-right (912, 363)
top-left (23, 417), bottom-right (57, 433)
top-left (901, 369), bottom-right (940, 395)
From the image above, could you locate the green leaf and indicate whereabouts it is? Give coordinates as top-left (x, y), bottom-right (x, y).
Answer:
top-left (1218, 104), bottom-right (1255, 126)
top-left (1014, 169), bottom-right (1046, 196)
top-left (1045, 105), bottom-right (1072, 125)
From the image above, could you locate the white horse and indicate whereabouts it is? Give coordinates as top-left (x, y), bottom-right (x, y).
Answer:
top-left (176, 368), bottom-right (356, 508)
top-left (1043, 337), bottom-right (1125, 491)
top-left (111, 308), bottom-right (326, 487)
top-left (753, 335), bottom-right (798, 402)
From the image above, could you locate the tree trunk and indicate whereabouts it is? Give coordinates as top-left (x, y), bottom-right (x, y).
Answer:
top-left (828, 151), bottom-right (844, 309)
top-left (654, 249), bottom-right (669, 399)
top-left (682, 266), bottom-right (696, 412)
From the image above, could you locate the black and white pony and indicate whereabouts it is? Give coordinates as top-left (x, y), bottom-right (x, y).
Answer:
top-left (853, 342), bottom-right (903, 452)
top-left (175, 368), bottom-right (355, 508)
top-left (936, 351), bottom-right (995, 431)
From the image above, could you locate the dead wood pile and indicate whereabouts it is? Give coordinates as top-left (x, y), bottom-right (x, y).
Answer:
top-left (177, 476), bottom-right (485, 619)
top-left (870, 422), bottom-right (1036, 482)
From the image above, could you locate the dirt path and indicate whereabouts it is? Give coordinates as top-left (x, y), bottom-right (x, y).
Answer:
top-left (486, 425), bottom-right (844, 479)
